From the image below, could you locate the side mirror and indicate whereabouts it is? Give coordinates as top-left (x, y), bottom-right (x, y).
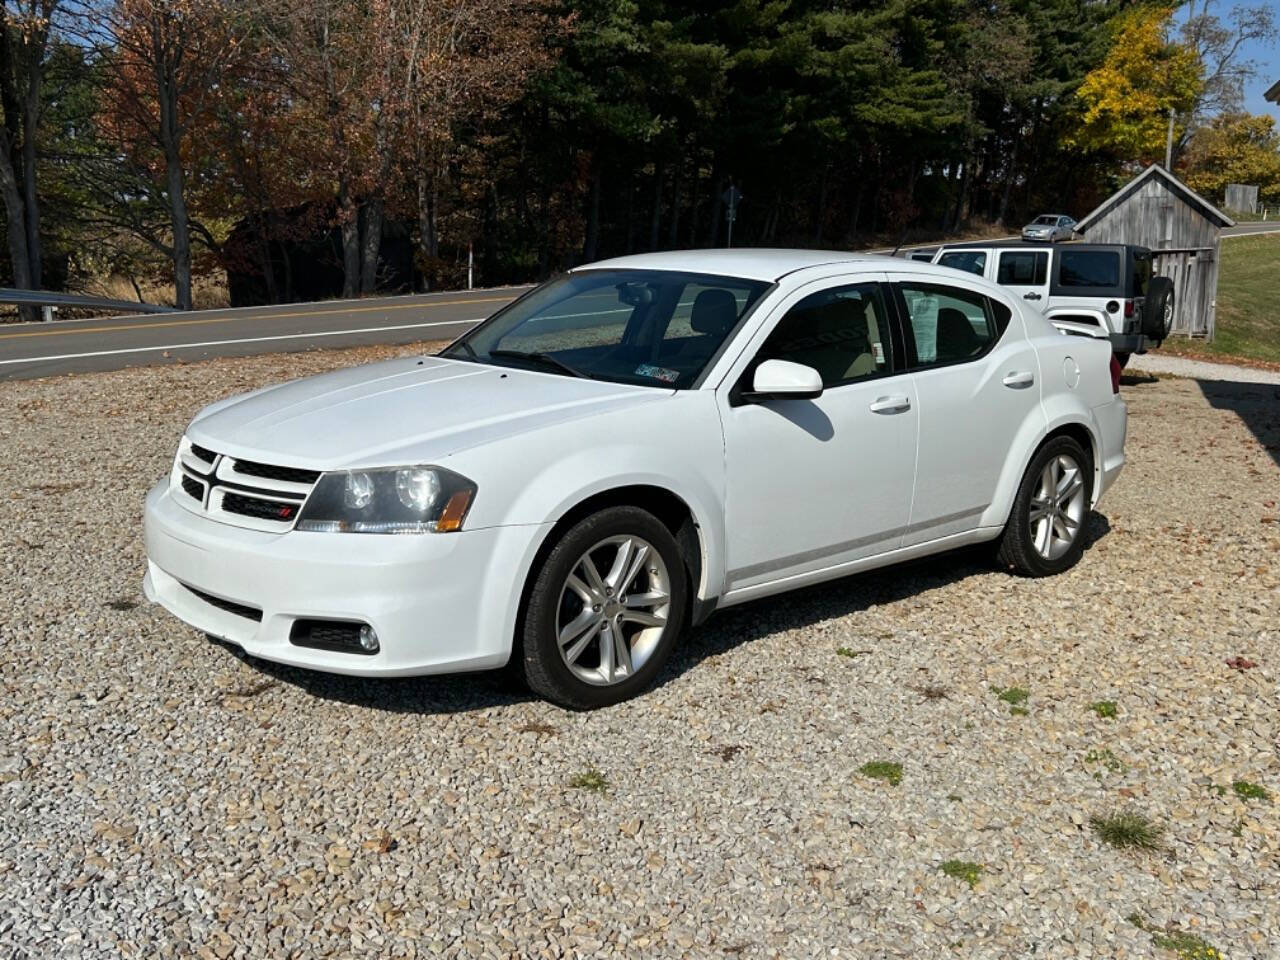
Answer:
top-left (743, 359), bottom-right (823, 401)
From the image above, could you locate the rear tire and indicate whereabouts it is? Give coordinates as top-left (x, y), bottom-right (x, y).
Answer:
top-left (519, 506), bottom-right (688, 709)
top-left (997, 435), bottom-right (1093, 578)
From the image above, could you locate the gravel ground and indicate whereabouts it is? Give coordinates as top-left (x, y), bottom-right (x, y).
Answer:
top-left (1, 347), bottom-right (1277, 959)
top-left (1130, 352), bottom-right (1280, 385)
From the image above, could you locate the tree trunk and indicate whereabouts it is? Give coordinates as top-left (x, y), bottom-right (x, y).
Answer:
top-left (0, 149), bottom-right (33, 299)
top-left (648, 162), bottom-right (664, 251)
top-left (667, 154), bottom-right (683, 248)
top-left (708, 174), bottom-right (724, 248)
top-left (154, 41), bottom-right (193, 311)
top-left (996, 128), bottom-right (1019, 226)
top-left (583, 162), bottom-right (601, 263)
top-left (21, 49), bottom-right (41, 290)
top-left (360, 195), bottom-right (383, 294)
top-left (812, 165), bottom-right (829, 245)
top-left (687, 153), bottom-right (702, 247)
top-left (338, 179), bottom-right (359, 298)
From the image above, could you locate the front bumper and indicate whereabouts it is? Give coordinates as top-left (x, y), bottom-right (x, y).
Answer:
top-left (143, 481), bottom-right (549, 677)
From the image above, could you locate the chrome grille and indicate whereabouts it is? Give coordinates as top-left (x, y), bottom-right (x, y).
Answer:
top-left (173, 436), bottom-right (318, 531)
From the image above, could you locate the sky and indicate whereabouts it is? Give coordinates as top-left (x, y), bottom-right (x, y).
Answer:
top-left (1174, 1), bottom-right (1280, 121)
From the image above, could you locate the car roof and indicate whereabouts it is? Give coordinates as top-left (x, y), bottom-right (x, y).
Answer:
top-left (937, 240), bottom-right (1144, 253)
top-left (576, 248), bottom-right (893, 283)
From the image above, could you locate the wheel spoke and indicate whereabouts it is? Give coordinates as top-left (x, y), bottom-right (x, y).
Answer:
top-left (616, 543), bottom-right (651, 595)
top-left (1060, 473), bottom-right (1084, 502)
top-left (612, 625), bottom-right (633, 676)
top-left (1039, 463), bottom-right (1056, 500)
top-left (559, 606), bottom-right (598, 648)
top-left (1056, 463), bottom-right (1080, 499)
top-left (1034, 516), bottom-right (1053, 556)
top-left (578, 555), bottom-right (607, 596)
top-left (604, 537), bottom-right (636, 590)
top-left (621, 609), bottom-right (665, 628)
top-left (564, 573), bottom-right (594, 604)
top-left (598, 620), bottom-right (616, 682)
top-left (1029, 498), bottom-right (1052, 524)
top-left (563, 621), bottom-right (601, 666)
top-left (623, 590), bottom-right (668, 609)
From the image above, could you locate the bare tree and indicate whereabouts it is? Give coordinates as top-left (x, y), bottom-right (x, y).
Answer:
top-left (0, 0), bottom-right (60, 318)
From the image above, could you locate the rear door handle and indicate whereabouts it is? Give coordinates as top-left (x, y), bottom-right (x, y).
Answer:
top-left (1023, 292), bottom-right (1042, 301)
top-left (869, 395), bottom-right (911, 414)
top-left (1002, 371), bottom-right (1035, 388)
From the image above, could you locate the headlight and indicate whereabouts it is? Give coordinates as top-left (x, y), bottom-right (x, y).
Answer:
top-left (296, 466), bottom-right (476, 534)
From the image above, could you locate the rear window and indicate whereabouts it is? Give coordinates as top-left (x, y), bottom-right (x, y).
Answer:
top-left (997, 251), bottom-right (1047, 286)
top-left (937, 251), bottom-right (987, 276)
top-left (1132, 254), bottom-right (1152, 296)
top-left (1059, 251), bottom-right (1120, 289)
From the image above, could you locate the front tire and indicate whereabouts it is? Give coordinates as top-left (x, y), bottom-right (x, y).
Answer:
top-left (996, 436), bottom-right (1093, 578)
top-left (519, 506), bottom-right (688, 709)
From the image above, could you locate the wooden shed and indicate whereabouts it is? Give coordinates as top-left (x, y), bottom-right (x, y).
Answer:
top-left (1074, 164), bottom-right (1234, 340)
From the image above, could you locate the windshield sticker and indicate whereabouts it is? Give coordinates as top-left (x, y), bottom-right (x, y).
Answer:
top-left (635, 364), bottom-right (680, 383)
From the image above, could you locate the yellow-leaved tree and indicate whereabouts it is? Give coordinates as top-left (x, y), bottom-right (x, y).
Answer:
top-left (1065, 5), bottom-right (1203, 163)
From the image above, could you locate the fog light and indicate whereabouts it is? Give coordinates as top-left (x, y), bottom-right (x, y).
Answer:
top-left (358, 624), bottom-right (379, 652)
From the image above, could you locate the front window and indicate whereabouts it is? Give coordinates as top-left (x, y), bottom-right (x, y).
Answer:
top-left (444, 270), bottom-right (769, 388)
top-left (752, 283), bottom-right (894, 388)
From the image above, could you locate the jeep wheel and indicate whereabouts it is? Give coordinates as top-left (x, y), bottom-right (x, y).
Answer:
top-left (1143, 277), bottom-right (1175, 341)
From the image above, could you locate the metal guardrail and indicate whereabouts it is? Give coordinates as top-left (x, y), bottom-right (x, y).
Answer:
top-left (0, 288), bottom-right (174, 315)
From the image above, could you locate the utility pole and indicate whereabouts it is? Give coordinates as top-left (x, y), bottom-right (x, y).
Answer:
top-left (1164, 107), bottom-right (1175, 170)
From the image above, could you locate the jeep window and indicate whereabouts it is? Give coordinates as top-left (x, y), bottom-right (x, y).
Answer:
top-left (1059, 250), bottom-right (1120, 288)
top-left (1132, 253), bottom-right (1153, 297)
top-left (937, 251), bottom-right (987, 276)
top-left (997, 251), bottom-right (1048, 286)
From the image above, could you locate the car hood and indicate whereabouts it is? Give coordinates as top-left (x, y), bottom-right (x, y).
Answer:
top-left (187, 355), bottom-right (670, 468)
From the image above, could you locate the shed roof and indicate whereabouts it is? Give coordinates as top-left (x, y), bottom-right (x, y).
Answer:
top-left (1266, 79), bottom-right (1280, 104)
top-left (1075, 164), bottom-right (1235, 233)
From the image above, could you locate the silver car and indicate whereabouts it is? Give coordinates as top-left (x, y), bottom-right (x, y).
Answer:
top-left (1021, 214), bottom-right (1075, 242)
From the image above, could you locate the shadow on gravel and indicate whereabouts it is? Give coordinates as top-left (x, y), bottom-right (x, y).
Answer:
top-left (1120, 372), bottom-right (1159, 386)
top-left (660, 510), bottom-right (1112, 687)
top-left (213, 513), bottom-right (1113, 711)
top-left (208, 637), bottom-right (532, 714)
top-left (1194, 379), bottom-right (1280, 470)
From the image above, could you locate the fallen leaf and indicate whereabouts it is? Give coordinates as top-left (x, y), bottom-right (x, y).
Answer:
top-left (1225, 656), bottom-right (1258, 671)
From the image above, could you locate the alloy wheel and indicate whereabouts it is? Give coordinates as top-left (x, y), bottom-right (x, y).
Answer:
top-left (1028, 454), bottom-right (1087, 560)
top-left (556, 535), bottom-right (671, 686)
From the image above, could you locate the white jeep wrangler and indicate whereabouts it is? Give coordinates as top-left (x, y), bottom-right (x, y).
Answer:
top-left (930, 242), bottom-right (1175, 366)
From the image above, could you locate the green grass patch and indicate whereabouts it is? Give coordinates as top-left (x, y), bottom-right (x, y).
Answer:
top-left (1088, 700), bottom-right (1117, 719)
top-left (1128, 914), bottom-right (1223, 959)
top-left (858, 761), bottom-right (903, 786)
top-left (1232, 779), bottom-right (1270, 801)
top-left (835, 646), bottom-right (870, 659)
top-left (568, 768), bottom-right (609, 793)
top-left (1084, 747), bottom-right (1128, 777)
top-left (991, 685), bottom-right (1028, 705)
top-left (1163, 233), bottom-right (1280, 364)
top-left (939, 859), bottom-right (983, 889)
top-left (1090, 811), bottom-right (1163, 851)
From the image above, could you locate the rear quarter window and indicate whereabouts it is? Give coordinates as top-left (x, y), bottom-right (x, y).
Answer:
top-left (1058, 251), bottom-right (1120, 289)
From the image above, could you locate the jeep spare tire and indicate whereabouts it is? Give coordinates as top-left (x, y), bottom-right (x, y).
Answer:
top-left (1143, 276), bottom-right (1175, 342)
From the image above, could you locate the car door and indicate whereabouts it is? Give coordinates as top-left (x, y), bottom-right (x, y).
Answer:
top-left (995, 248), bottom-right (1050, 313)
top-left (718, 276), bottom-right (918, 593)
top-left (888, 273), bottom-right (1045, 546)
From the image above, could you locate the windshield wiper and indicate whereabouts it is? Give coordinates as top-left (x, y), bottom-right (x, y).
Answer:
top-left (488, 349), bottom-right (585, 379)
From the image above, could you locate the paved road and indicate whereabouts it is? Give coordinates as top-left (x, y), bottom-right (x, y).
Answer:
top-left (3, 222), bottom-right (1276, 381)
top-left (0, 287), bottom-right (529, 381)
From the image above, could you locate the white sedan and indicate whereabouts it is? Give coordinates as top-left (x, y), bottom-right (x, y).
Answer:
top-left (144, 250), bottom-right (1127, 709)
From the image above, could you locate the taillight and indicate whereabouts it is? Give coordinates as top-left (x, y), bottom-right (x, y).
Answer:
top-left (1109, 355), bottom-right (1122, 394)
top-left (1123, 299), bottom-right (1134, 318)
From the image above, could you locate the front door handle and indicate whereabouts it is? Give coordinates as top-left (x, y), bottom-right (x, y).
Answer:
top-left (1002, 371), bottom-right (1035, 388)
top-left (1023, 292), bottom-right (1042, 301)
top-left (869, 395), bottom-right (911, 414)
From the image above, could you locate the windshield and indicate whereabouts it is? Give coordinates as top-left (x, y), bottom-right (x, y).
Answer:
top-left (443, 269), bottom-right (770, 388)
top-left (1033, 215), bottom-right (1058, 225)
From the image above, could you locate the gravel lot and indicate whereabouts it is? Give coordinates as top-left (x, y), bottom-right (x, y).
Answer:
top-left (1, 347), bottom-right (1277, 959)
